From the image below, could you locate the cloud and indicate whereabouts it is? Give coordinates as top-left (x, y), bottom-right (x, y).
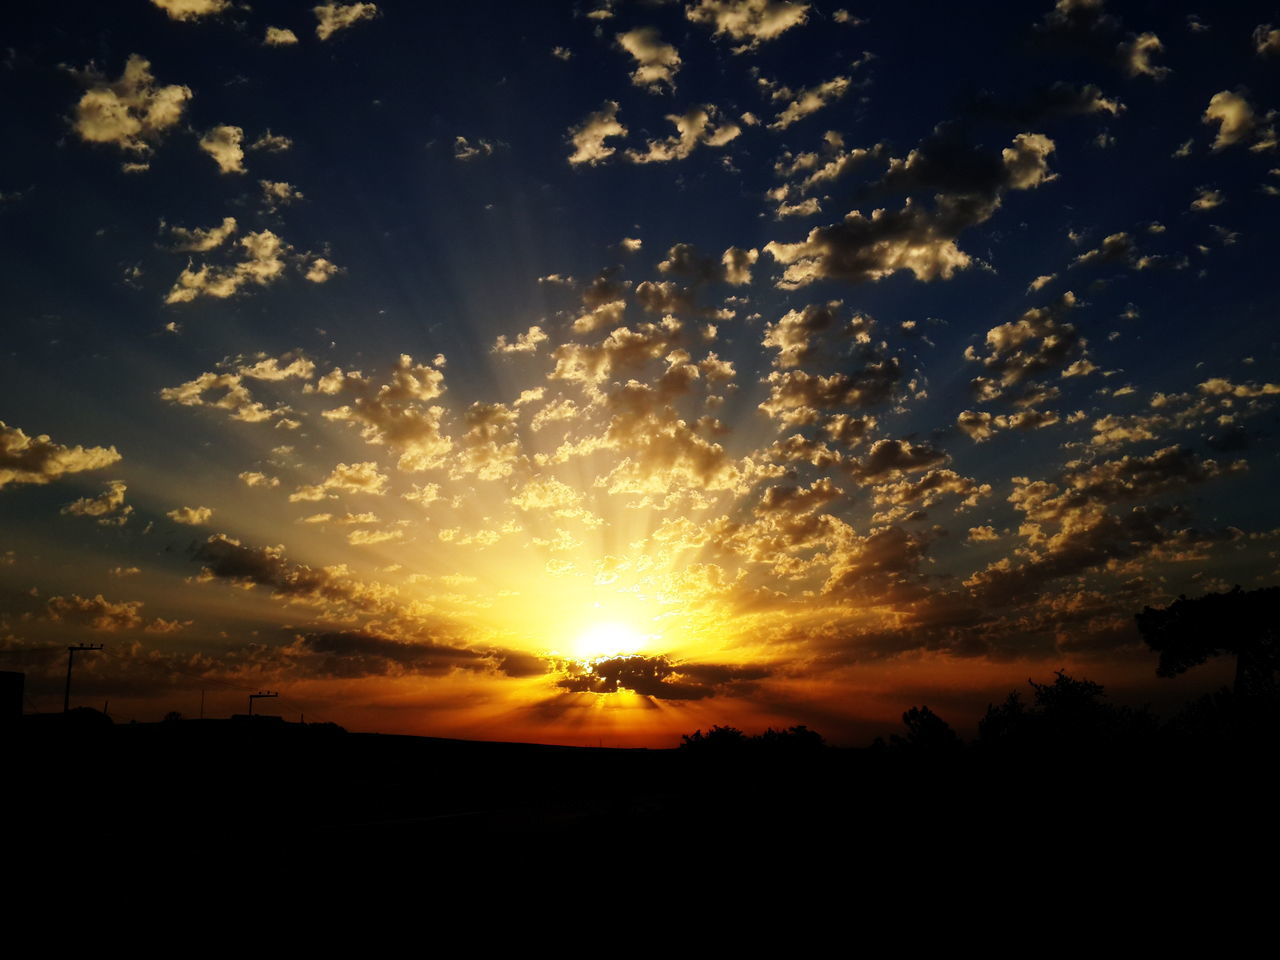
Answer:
top-left (964, 292), bottom-right (1089, 400)
top-left (238, 471), bottom-right (280, 488)
top-left (1256, 24), bottom-right (1280, 56)
top-left (975, 81), bottom-right (1124, 124)
top-left (769, 75), bottom-right (852, 130)
top-left (199, 125), bottom-right (245, 174)
top-left (492, 325), bottom-right (549, 355)
top-left (45, 594), bottom-right (144, 631)
top-left (150, 0), bottom-right (228, 19)
top-left (62, 480), bottom-right (132, 525)
top-left (567, 101), bottom-right (628, 166)
top-left (317, 354), bottom-right (452, 471)
top-left (453, 136), bottom-right (504, 161)
top-left (1203, 90), bottom-right (1275, 152)
top-left (686, 0), bottom-right (810, 52)
top-left (166, 216), bottom-right (237, 252)
top-left (761, 300), bottom-right (843, 368)
top-left (656, 242), bottom-right (758, 285)
top-left (190, 534), bottom-right (394, 614)
top-left (167, 505), bottom-right (213, 525)
top-left (289, 462), bottom-right (389, 502)
top-left (265, 26), bottom-right (299, 46)
top-left (250, 131), bottom-right (293, 152)
top-left (159, 352), bottom-right (313, 426)
top-left (957, 408), bottom-right (1061, 442)
top-left (72, 54), bottom-right (192, 155)
top-left (260, 180), bottom-right (303, 211)
top-left (625, 105), bottom-right (741, 164)
top-left (1190, 186), bottom-right (1224, 211)
top-left (1117, 32), bottom-right (1169, 79)
top-left (759, 340), bottom-right (905, 426)
top-left (315, 3), bottom-right (378, 41)
top-left (557, 654), bottom-right (766, 699)
top-left (305, 257), bottom-right (341, 283)
top-left (1, 422), bottom-right (121, 490)
top-left (617, 27), bottom-right (682, 93)
top-left (165, 230), bottom-right (290, 303)
top-left (850, 439), bottom-right (949, 482)
top-left (765, 131), bottom-right (1055, 287)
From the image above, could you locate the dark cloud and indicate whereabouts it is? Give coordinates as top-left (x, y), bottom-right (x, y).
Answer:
top-left (556, 654), bottom-right (768, 700)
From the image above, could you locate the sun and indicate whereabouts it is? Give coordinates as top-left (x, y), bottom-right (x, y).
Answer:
top-left (573, 621), bottom-right (645, 660)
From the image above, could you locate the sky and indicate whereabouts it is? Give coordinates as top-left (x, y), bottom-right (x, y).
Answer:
top-left (2, 0), bottom-right (1278, 746)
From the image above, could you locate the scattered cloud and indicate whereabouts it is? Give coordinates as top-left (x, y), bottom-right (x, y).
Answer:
top-left (1, 422), bottom-right (121, 490)
top-left (617, 27), bottom-right (682, 93)
top-left (568, 101), bottom-right (627, 166)
top-left (72, 54), bottom-right (191, 155)
top-left (315, 3), bottom-right (378, 41)
top-left (198, 125), bottom-right (246, 174)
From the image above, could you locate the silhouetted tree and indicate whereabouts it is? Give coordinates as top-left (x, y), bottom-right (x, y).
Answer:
top-left (1136, 586), bottom-right (1280, 698)
top-left (679, 725), bottom-right (748, 751)
top-left (163, 711), bottom-right (183, 723)
top-left (757, 725), bottom-right (825, 752)
top-left (890, 706), bottom-right (961, 753)
top-left (977, 670), bottom-right (1155, 752)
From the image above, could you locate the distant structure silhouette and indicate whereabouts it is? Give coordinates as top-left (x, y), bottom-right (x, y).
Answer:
top-left (1136, 586), bottom-right (1280, 698)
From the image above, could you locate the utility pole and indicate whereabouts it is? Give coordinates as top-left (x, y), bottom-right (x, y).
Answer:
top-left (248, 691), bottom-right (278, 716)
top-left (200, 688), bottom-right (205, 720)
top-left (64, 643), bottom-right (104, 712)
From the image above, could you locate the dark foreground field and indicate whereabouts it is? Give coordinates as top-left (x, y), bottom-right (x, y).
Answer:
top-left (11, 710), bottom-right (1275, 870)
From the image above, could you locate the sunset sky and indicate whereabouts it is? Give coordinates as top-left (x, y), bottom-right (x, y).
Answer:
top-left (2, 0), bottom-right (1277, 745)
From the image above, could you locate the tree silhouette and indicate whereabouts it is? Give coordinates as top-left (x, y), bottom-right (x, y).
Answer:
top-left (679, 724), bottom-right (748, 751)
top-left (977, 671), bottom-right (1155, 751)
top-left (890, 706), bottom-right (961, 753)
top-left (1135, 586), bottom-right (1280, 698)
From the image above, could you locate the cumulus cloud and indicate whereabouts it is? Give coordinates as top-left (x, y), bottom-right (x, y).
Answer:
top-left (305, 257), bottom-right (341, 283)
top-left (199, 125), bottom-right (246, 174)
top-left (167, 505), bottom-right (213, 525)
top-left (769, 75), bottom-right (852, 130)
top-left (1, 422), bottom-right (121, 490)
top-left (617, 27), bottom-right (682, 93)
top-left (686, 0), bottom-right (810, 52)
top-left (567, 101), bottom-right (628, 166)
top-left (159, 352), bottom-right (313, 426)
top-left (62, 480), bottom-right (132, 525)
top-left (315, 3), bottom-right (378, 41)
top-left (190, 534), bottom-right (394, 615)
top-left (317, 354), bottom-right (452, 472)
top-left (165, 230), bottom-right (289, 303)
top-left (1117, 32), bottom-right (1170, 79)
top-left (239, 471), bottom-right (280, 488)
top-left (625, 105), bottom-right (741, 164)
top-left (656, 242), bottom-right (758, 285)
top-left (1190, 186), bottom-right (1224, 211)
top-left (150, 0), bottom-right (228, 19)
top-left (72, 54), bottom-right (191, 155)
top-left (289, 462), bottom-right (389, 502)
top-left (166, 216), bottom-right (237, 252)
top-left (764, 131), bottom-right (1055, 287)
top-left (964, 292), bottom-right (1090, 401)
top-left (260, 180), bottom-right (303, 211)
top-left (492, 325), bottom-right (549, 355)
top-left (1203, 90), bottom-right (1275, 152)
top-left (1256, 24), bottom-right (1280, 56)
top-left (957, 408), bottom-right (1062, 442)
top-left (265, 26), bottom-right (299, 46)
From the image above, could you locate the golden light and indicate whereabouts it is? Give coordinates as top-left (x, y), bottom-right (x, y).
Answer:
top-left (572, 620), bottom-right (645, 660)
